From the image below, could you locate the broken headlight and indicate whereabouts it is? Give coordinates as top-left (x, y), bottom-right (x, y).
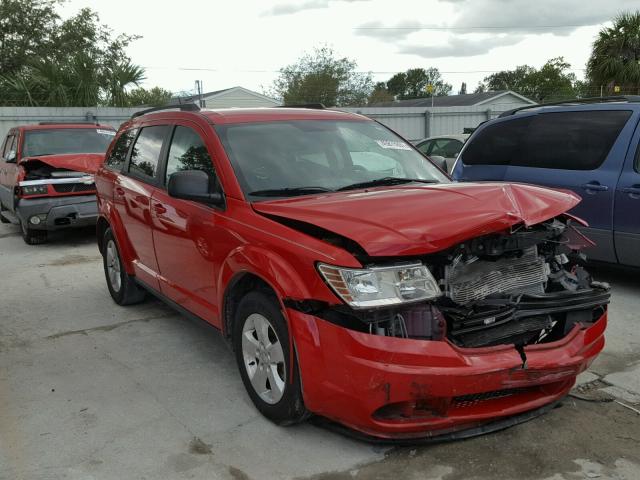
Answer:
top-left (318, 262), bottom-right (441, 309)
top-left (21, 184), bottom-right (48, 196)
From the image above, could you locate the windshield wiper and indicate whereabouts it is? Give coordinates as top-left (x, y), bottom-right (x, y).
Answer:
top-left (249, 186), bottom-right (334, 197)
top-left (337, 177), bottom-right (439, 192)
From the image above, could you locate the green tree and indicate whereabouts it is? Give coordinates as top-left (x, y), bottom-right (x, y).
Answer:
top-left (125, 87), bottom-right (173, 107)
top-left (271, 46), bottom-right (374, 107)
top-left (0, 1), bottom-right (161, 106)
top-left (587, 11), bottom-right (640, 94)
top-left (383, 68), bottom-right (452, 99)
top-left (481, 57), bottom-right (578, 102)
top-left (367, 81), bottom-right (394, 104)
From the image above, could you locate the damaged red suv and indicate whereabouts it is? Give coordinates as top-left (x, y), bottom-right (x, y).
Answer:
top-left (95, 104), bottom-right (609, 441)
top-left (0, 123), bottom-right (115, 244)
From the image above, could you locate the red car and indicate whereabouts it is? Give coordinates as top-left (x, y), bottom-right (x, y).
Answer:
top-left (0, 123), bottom-right (116, 244)
top-left (95, 104), bottom-right (609, 441)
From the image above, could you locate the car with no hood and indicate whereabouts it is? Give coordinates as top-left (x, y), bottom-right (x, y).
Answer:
top-left (95, 104), bottom-right (609, 441)
top-left (0, 122), bottom-right (116, 244)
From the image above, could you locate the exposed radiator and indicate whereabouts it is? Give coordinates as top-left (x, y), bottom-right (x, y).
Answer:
top-left (445, 247), bottom-right (548, 305)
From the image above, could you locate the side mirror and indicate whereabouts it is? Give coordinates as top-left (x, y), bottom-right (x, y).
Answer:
top-left (429, 155), bottom-right (448, 172)
top-left (5, 150), bottom-right (16, 163)
top-left (168, 170), bottom-right (224, 206)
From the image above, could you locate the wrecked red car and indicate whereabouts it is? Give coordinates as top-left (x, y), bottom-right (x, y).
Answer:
top-left (0, 123), bottom-right (115, 244)
top-left (95, 105), bottom-right (609, 441)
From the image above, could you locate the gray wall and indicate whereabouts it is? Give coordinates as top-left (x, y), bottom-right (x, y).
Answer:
top-left (341, 103), bottom-right (529, 141)
top-left (0, 107), bottom-right (139, 141)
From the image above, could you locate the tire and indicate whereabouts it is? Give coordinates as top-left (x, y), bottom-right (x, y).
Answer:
top-left (20, 219), bottom-right (47, 245)
top-left (102, 228), bottom-right (145, 305)
top-left (0, 203), bottom-right (10, 224)
top-left (233, 291), bottom-right (308, 425)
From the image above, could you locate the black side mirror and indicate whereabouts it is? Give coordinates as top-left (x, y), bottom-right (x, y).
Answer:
top-left (168, 170), bottom-right (224, 206)
top-left (5, 150), bottom-right (17, 163)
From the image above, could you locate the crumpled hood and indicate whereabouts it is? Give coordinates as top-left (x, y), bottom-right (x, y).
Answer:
top-left (252, 182), bottom-right (581, 257)
top-left (20, 153), bottom-right (105, 174)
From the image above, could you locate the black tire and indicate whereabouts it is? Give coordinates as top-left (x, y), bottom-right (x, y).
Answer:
top-left (20, 219), bottom-right (47, 245)
top-left (0, 203), bottom-right (10, 224)
top-left (233, 291), bottom-right (308, 425)
top-left (102, 227), bottom-right (146, 305)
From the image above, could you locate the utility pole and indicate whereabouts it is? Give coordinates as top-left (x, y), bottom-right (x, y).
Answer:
top-left (195, 80), bottom-right (205, 107)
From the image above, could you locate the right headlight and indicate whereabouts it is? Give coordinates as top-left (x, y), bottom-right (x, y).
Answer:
top-left (317, 262), bottom-right (441, 309)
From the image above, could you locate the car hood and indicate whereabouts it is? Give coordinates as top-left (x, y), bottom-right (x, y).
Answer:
top-left (252, 182), bottom-right (581, 257)
top-left (20, 153), bottom-right (105, 174)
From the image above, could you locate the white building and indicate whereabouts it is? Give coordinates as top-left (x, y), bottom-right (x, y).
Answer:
top-left (178, 86), bottom-right (281, 109)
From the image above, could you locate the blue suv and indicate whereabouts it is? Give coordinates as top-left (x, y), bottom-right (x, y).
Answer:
top-left (452, 96), bottom-right (640, 267)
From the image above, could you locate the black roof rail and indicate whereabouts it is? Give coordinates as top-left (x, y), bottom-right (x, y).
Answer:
top-left (131, 103), bottom-right (201, 119)
top-left (499, 95), bottom-right (640, 117)
top-left (277, 103), bottom-right (326, 109)
top-left (38, 121), bottom-right (99, 125)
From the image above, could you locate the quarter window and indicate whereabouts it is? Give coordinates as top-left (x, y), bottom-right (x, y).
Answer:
top-left (462, 110), bottom-right (632, 170)
top-left (165, 126), bottom-right (215, 183)
top-left (106, 129), bottom-right (137, 171)
top-left (128, 126), bottom-right (168, 180)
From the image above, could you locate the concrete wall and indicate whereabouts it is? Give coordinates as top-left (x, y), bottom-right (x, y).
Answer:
top-left (0, 107), bottom-right (139, 141)
top-left (341, 102), bottom-right (530, 141)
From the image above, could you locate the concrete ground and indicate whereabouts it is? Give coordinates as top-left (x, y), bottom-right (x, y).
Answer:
top-left (1, 222), bottom-right (639, 480)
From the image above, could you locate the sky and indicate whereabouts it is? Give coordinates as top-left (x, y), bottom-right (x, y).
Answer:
top-left (60, 0), bottom-right (637, 98)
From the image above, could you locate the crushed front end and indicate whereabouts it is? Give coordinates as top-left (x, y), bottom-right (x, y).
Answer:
top-left (288, 216), bottom-right (609, 440)
top-left (16, 158), bottom-right (99, 231)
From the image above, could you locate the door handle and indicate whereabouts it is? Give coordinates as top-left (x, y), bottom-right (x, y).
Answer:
top-left (621, 186), bottom-right (640, 197)
top-left (580, 182), bottom-right (609, 192)
top-left (153, 203), bottom-right (167, 214)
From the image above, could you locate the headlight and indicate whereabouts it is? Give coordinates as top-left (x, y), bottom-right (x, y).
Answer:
top-left (21, 184), bottom-right (48, 196)
top-left (318, 262), bottom-right (441, 309)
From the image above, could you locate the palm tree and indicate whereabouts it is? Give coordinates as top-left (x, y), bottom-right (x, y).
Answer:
top-left (104, 61), bottom-right (146, 107)
top-left (587, 11), bottom-right (640, 95)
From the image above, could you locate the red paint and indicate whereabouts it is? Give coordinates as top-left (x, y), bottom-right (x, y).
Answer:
top-left (96, 107), bottom-right (607, 440)
top-left (21, 153), bottom-right (105, 175)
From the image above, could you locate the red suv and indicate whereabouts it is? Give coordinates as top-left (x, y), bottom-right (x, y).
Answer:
top-left (0, 123), bottom-right (115, 244)
top-left (95, 105), bottom-right (609, 441)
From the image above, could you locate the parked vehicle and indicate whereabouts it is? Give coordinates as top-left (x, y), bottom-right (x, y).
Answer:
top-left (414, 134), bottom-right (469, 172)
top-left (452, 96), bottom-right (640, 267)
top-left (0, 123), bottom-right (116, 244)
top-left (96, 104), bottom-right (609, 441)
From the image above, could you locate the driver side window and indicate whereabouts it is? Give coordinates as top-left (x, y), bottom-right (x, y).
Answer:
top-left (165, 126), bottom-right (216, 184)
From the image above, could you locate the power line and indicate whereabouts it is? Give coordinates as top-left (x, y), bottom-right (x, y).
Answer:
top-left (353, 24), bottom-right (601, 31)
top-left (142, 66), bottom-right (588, 74)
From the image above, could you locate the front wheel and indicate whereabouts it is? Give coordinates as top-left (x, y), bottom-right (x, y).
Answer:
top-left (233, 291), bottom-right (308, 425)
top-left (20, 219), bottom-right (47, 245)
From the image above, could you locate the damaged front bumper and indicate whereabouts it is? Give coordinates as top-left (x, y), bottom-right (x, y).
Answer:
top-left (290, 308), bottom-right (606, 440)
top-left (16, 194), bottom-right (98, 231)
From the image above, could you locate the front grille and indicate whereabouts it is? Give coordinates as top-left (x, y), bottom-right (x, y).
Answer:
top-left (445, 246), bottom-right (547, 304)
top-left (53, 182), bottom-right (96, 193)
top-left (452, 388), bottom-right (527, 409)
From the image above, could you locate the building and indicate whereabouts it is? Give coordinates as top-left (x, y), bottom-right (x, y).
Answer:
top-left (177, 86), bottom-right (281, 109)
top-left (343, 90), bottom-right (536, 141)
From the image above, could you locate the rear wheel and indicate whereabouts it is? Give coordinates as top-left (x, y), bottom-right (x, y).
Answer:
top-left (102, 228), bottom-right (145, 305)
top-left (233, 291), bottom-right (307, 425)
top-left (20, 219), bottom-right (47, 245)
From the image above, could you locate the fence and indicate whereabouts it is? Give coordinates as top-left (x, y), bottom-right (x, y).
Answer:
top-left (341, 103), bottom-right (530, 141)
top-left (0, 107), bottom-right (139, 141)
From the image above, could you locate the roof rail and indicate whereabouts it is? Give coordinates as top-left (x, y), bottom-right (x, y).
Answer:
top-left (131, 103), bottom-right (201, 119)
top-left (38, 121), bottom-right (99, 125)
top-left (499, 95), bottom-right (640, 117)
top-left (277, 103), bottom-right (326, 110)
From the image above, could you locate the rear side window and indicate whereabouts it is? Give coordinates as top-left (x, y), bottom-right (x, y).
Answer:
top-left (105, 128), bottom-right (137, 171)
top-left (462, 110), bottom-right (632, 170)
top-left (165, 126), bottom-right (215, 183)
top-left (128, 126), bottom-right (169, 180)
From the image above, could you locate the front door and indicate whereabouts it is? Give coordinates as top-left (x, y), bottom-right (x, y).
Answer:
top-left (151, 124), bottom-right (222, 325)
top-left (0, 132), bottom-right (19, 210)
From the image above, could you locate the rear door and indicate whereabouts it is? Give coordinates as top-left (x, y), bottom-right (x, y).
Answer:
top-left (614, 128), bottom-right (640, 266)
top-left (115, 124), bottom-right (170, 290)
top-left (457, 110), bottom-right (636, 263)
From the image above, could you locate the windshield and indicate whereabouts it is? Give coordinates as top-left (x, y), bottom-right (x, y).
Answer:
top-left (22, 128), bottom-right (116, 157)
top-left (216, 120), bottom-right (448, 200)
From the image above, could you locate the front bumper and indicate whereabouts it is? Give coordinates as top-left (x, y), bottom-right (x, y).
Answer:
top-left (16, 195), bottom-right (98, 231)
top-left (290, 309), bottom-right (606, 440)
